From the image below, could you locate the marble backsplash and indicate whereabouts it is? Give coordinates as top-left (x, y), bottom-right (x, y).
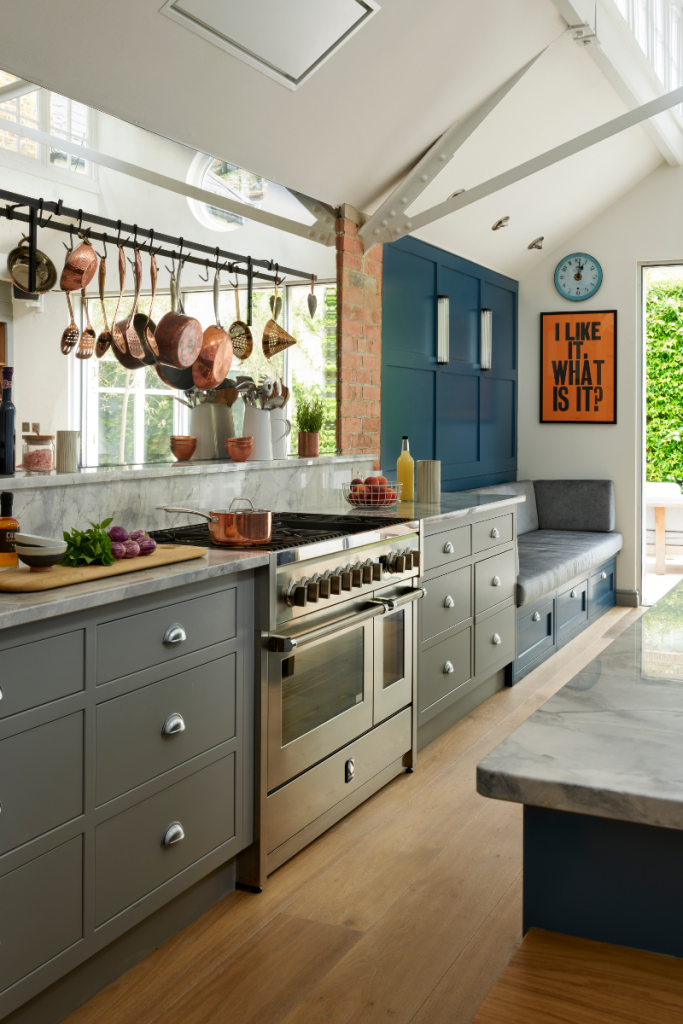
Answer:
top-left (5, 455), bottom-right (374, 538)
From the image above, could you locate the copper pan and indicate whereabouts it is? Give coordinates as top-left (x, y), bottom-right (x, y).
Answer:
top-left (157, 498), bottom-right (272, 546)
top-left (60, 238), bottom-right (97, 292)
top-left (193, 266), bottom-right (233, 389)
top-left (155, 257), bottom-right (203, 368)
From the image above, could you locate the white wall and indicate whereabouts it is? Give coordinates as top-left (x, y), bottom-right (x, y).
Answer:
top-left (518, 159), bottom-right (683, 600)
top-left (0, 104), bottom-right (335, 441)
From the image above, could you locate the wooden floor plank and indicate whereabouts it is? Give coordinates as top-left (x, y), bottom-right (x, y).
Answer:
top-left (470, 928), bottom-right (683, 1024)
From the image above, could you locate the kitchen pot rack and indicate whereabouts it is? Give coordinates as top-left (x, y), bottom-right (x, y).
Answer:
top-left (0, 188), bottom-right (317, 325)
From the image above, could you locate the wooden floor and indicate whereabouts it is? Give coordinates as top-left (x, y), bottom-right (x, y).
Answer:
top-left (471, 928), bottom-right (683, 1023)
top-left (65, 606), bottom-right (633, 1024)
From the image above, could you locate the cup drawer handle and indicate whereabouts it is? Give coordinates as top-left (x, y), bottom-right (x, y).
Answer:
top-left (162, 713), bottom-right (186, 736)
top-left (163, 623), bottom-right (186, 646)
top-left (444, 595), bottom-right (455, 608)
top-left (492, 633), bottom-right (502, 644)
top-left (491, 527), bottom-right (500, 538)
top-left (600, 571), bottom-right (607, 580)
top-left (444, 541), bottom-right (454, 554)
top-left (532, 611), bottom-right (541, 622)
top-left (162, 821), bottom-right (185, 846)
top-left (492, 576), bottom-right (501, 587)
top-left (444, 661), bottom-right (454, 674)
top-left (570, 589), bottom-right (577, 599)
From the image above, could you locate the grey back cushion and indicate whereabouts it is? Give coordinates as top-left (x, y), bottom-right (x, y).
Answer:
top-left (459, 480), bottom-right (539, 535)
top-left (533, 480), bottom-right (615, 533)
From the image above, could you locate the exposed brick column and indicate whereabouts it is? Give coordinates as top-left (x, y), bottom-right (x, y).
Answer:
top-left (336, 205), bottom-right (382, 470)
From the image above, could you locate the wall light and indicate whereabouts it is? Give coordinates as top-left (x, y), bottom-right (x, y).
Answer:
top-left (437, 295), bottom-right (449, 363)
top-left (480, 308), bottom-right (493, 370)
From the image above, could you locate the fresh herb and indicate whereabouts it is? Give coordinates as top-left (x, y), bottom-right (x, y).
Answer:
top-left (61, 517), bottom-right (116, 567)
top-left (295, 386), bottom-right (326, 433)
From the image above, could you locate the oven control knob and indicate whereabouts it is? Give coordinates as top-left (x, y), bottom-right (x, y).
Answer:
top-left (352, 568), bottom-right (363, 588)
top-left (395, 555), bottom-right (407, 573)
top-left (341, 571), bottom-right (352, 591)
top-left (330, 570), bottom-right (343, 595)
top-left (362, 564), bottom-right (373, 584)
top-left (372, 561), bottom-right (382, 581)
top-left (412, 551), bottom-right (420, 570)
top-left (403, 550), bottom-right (413, 570)
top-left (319, 577), bottom-right (331, 598)
top-left (307, 582), bottom-right (320, 603)
top-left (294, 586), bottom-right (307, 607)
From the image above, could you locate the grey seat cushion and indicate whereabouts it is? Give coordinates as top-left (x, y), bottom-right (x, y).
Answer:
top-left (534, 480), bottom-right (615, 532)
top-left (517, 529), bottom-right (623, 606)
top-left (459, 480), bottom-right (539, 535)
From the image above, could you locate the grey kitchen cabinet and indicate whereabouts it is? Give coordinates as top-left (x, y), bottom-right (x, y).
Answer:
top-left (418, 502), bottom-right (518, 734)
top-left (0, 570), bottom-right (254, 1022)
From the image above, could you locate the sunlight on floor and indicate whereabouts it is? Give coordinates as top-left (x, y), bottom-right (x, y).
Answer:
top-left (643, 554), bottom-right (683, 606)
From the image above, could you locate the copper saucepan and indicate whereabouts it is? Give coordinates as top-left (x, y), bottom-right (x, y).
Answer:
top-left (155, 257), bottom-right (203, 369)
top-left (60, 237), bottom-right (98, 292)
top-left (157, 497), bottom-right (272, 546)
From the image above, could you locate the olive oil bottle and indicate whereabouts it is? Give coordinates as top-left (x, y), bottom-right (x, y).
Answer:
top-left (396, 435), bottom-right (414, 500)
top-left (0, 491), bottom-right (18, 568)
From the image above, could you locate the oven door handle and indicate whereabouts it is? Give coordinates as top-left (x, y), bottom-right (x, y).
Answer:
top-left (268, 587), bottom-right (426, 652)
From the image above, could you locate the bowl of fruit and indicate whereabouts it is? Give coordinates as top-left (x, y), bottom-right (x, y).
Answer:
top-left (342, 475), bottom-right (402, 508)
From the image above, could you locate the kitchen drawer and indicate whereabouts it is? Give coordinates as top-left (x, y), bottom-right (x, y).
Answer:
top-left (423, 524), bottom-right (471, 573)
top-left (0, 631), bottom-right (84, 720)
top-left (419, 626), bottom-right (472, 715)
top-left (267, 707), bottom-right (411, 855)
top-left (96, 655), bottom-right (236, 805)
top-left (474, 548), bottom-right (516, 614)
top-left (589, 561), bottom-right (616, 617)
top-left (475, 604), bottom-right (516, 678)
top-left (0, 713), bottom-right (83, 856)
top-left (420, 565), bottom-right (471, 642)
top-left (557, 579), bottom-right (588, 640)
top-left (95, 753), bottom-right (235, 926)
top-left (472, 513), bottom-right (513, 555)
top-left (0, 837), bottom-right (82, 995)
top-left (97, 588), bottom-right (236, 684)
top-left (517, 599), bottom-right (554, 669)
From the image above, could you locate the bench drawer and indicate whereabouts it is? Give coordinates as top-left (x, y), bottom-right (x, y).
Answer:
top-left (423, 524), bottom-right (471, 573)
top-left (557, 580), bottom-right (588, 640)
top-left (0, 631), bottom-right (84, 720)
top-left (97, 588), bottom-right (236, 684)
top-left (475, 604), bottom-right (516, 677)
top-left (517, 599), bottom-right (554, 668)
top-left (420, 565), bottom-right (471, 642)
top-left (472, 514), bottom-right (513, 554)
top-left (589, 562), bottom-right (616, 616)
top-left (419, 626), bottom-right (472, 715)
top-left (0, 837), bottom-right (82, 995)
top-left (96, 655), bottom-right (236, 805)
top-left (0, 713), bottom-right (83, 856)
top-left (95, 754), bottom-right (235, 926)
top-left (474, 548), bottom-right (516, 614)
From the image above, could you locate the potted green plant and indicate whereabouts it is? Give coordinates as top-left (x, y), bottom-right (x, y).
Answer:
top-left (295, 386), bottom-right (325, 458)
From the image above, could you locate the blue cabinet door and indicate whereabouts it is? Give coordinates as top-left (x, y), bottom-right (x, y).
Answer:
top-left (381, 237), bottom-right (517, 490)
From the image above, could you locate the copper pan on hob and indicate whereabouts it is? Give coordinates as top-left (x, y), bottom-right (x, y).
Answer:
top-left (157, 497), bottom-right (272, 546)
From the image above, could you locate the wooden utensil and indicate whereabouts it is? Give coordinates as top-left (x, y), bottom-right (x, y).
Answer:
top-left (122, 249), bottom-right (145, 359)
top-left (155, 258), bottom-right (203, 368)
top-left (60, 292), bottom-right (79, 355)
top-left (95, 254), bottom-right (112, 358)
top-left (143, 251), bottom-right (159, 358)
top-left (193, 265), bottom-right (233, 389)
top-left (229, 282), bottom-right (253, 361)
top-left (75, 288), bottom-right (96, 359)
top-left (111, 245), bottom-right (127, 353)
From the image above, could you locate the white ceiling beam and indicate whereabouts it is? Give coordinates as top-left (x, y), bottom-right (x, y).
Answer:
top-left (285, 188), bottom-right (338, 241)
top-left (551, 0), bottom-right (683, 165)
top-left (0, 78), bottom-right (39, 104)
top-left (358, 47), bottom-right (547, 251)
top-left (1, 121), bottom-right (335, 246)
top-left (393, 82), bottom-right (683, 239)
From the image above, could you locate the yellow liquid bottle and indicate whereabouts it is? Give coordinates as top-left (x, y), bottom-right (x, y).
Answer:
top-left (396, 436), bottom-right (414, 501)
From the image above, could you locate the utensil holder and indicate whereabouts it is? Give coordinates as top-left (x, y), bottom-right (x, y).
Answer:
top-left (189, 404), bottom-right (235, 460)
top-left (56, 431), bottom-right (81, 474)
top-left (271, 407), bottom-right (291, 460)
top-left (243, 406), bottom-right (273, 461)
top-left (416, 460), bottom-right (441, 503)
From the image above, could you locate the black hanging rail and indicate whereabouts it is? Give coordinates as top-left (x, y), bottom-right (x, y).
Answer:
top-left (0, 189), bottom-right (316, 288)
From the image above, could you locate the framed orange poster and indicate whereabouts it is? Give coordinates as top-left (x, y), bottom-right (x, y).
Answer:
top-left (540, 310), bottom-right (616, 423)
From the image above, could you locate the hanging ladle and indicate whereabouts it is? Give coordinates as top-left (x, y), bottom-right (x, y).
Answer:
top-left (95, 240), bottom-right (112, 358)
top-left (75, 287), bottom-right (96, 359)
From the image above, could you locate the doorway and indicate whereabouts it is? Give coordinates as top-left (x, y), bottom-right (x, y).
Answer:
top-left (642, 265), bottom-right (683, 606)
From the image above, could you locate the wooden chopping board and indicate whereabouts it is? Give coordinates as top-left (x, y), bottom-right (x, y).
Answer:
top-left (0, 544), bottom-right (208, 592)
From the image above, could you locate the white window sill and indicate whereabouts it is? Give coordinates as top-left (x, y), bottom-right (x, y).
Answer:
top-left (0, 146), bottom-right (100, 195)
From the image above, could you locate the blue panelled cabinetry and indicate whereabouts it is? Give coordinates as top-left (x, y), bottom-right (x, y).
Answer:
top-left (381, 237), bottom-right (518, 490)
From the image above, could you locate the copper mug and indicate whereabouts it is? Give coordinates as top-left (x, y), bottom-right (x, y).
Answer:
top-left (157, 498), bottom-right (272, 546)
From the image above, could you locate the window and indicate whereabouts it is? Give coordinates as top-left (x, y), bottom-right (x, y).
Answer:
top-left (0, 71), bottom-right (91, 174)
top-left (614, 0), bottom-right (683, 113)
top-left (188, 152), bottom-right (267, 232)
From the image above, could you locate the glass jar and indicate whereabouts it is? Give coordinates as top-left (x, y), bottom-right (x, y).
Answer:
top-left (22, 434), bottom-right (55, 475)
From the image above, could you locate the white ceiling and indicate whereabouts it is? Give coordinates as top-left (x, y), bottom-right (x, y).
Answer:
top-left (0, 0), bottom-right (665, 277)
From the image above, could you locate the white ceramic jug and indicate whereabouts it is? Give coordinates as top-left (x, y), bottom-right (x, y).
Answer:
top-left (243, 406), bottom-right (273, 461)
top-left (271, 407), bottom-right (291, 459)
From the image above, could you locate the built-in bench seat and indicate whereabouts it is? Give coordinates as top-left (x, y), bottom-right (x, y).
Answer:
top-left (461, 479), bottom-right (623, 683)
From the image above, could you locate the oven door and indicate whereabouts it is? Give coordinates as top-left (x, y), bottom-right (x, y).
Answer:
top-left (268, 617), bottom-right (374, 792)
top-left (373, 601), bottom-right (413, 725)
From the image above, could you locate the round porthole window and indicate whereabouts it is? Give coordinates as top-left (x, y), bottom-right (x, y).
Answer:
top-left (187, 153), bottom-right (267, 232)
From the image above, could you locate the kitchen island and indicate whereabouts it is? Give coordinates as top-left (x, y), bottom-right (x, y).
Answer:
top-left (477, 584), bottom-right (683, 958)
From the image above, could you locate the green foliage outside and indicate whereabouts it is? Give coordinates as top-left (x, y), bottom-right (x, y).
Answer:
top-left (646, 276), bottom-right (683, 482)
top-left (289, 287), bottom-right (337, 454)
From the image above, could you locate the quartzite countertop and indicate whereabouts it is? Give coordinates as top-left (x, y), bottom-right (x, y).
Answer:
top-left (477, 583), bottom-right (683, 831)
top-left (0, 490), bottom-right (524, 630)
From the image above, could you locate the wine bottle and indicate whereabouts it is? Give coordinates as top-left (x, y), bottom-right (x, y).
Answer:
top-left (396, 435), bottom-right (414, 500)
top-left (0, 366), bottom-right (16, 477)
top-left (0, 491), bottom-right (18, 568)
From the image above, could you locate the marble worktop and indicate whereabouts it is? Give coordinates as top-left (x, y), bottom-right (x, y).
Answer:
top-left (279, 491), bottom-right (526, 521)
top-left (477, 583), bottom-right (683, 831)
